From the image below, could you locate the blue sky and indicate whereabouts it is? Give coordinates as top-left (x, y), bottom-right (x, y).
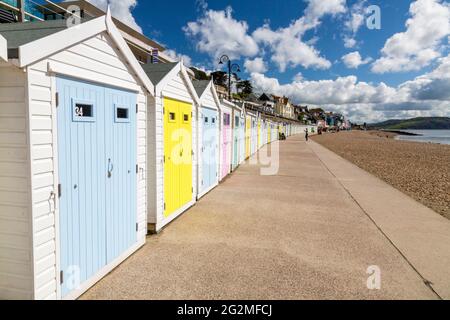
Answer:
top-left (135, 0), bottom-right (414, 86)
top-left (100, 0), bottom-right (450, 122)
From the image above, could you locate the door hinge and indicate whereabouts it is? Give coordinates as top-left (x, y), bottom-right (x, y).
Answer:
top-left (164, 203), bottom-right (166, 210)
top-left (136, 104), bottom-right (138, 113)
top-left (58, 184), bottom-right (62, 198)
top-left (55, 92), bottom-right (59, 107)
top-left (136, 164), bottom-right (139, 174)
top-left (191, 187), bottom-right (193, 193)
top-left (136, 223), bottom-right (139, 232)
top-left (60, 270), bottom-right (64, 284)
top-left (163, 107), bottom-right (165, 115)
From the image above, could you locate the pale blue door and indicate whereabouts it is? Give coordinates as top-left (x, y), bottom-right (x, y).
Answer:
top-left (57, 77), bottom-right (137, 297)
top-left (201, 108), bottom-right (218, 192)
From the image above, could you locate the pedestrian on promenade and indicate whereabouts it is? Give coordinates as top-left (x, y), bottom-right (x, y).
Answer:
top-left (305, 129), bottom-right (309, 142)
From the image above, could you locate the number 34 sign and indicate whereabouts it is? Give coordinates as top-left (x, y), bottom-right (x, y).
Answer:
top-left (75, 106), bottom-right (84, 117)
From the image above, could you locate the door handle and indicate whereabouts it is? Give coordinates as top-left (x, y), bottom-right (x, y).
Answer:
top-left (108, 158), bottom-right (114, 178)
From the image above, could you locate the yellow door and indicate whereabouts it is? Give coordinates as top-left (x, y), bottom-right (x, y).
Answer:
top-left (163, 98), bottom-right (192, 218)
top-left (164, 98), bottom-right (179, 217)
top-left (245, 116), bottom-right (251, 159)
top-left (179, 101), bottom-right (193, 208)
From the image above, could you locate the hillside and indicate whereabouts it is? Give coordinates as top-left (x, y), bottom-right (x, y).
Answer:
top-left (370, 117), bottom-right (450, 130)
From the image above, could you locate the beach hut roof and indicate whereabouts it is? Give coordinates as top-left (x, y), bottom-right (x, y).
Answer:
top-left (142, 60), bottom-right (200, 105)
top-left (0, 19), bottom-right (84, 55)
top-left (141, 62), bottom-right (179, 85)
top-left (192, 80), bottom-right (211, 97)
top-left (0, 8), bottom-right (154, 93)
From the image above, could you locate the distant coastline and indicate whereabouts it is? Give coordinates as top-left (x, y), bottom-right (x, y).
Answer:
top-left (369, 117), bottom-right (450, 130)
top-left (393, 129), bottom-right (450, 145)
top-left (380, 129), bottom-right (420, 136)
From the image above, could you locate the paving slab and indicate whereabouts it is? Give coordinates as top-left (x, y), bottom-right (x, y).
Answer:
top-left (81, 135), bottom-right (439, 300)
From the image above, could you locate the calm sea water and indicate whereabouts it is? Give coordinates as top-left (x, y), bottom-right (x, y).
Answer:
top-left (395, 130), bottom-right (450, 145)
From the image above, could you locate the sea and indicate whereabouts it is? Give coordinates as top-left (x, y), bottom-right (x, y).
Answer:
top-left (394, 130), bottom-right (450, 145)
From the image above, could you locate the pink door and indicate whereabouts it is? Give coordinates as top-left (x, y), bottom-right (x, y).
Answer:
top-left (221, 112), bottom-right (230, 179)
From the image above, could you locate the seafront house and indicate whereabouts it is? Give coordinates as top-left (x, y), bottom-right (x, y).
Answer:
top-left (0, 9), bottom-right (153, 300)
top-left (258, 93), bottom-right (276, 115)
top-left (272, 95), bottom-right (295, 120)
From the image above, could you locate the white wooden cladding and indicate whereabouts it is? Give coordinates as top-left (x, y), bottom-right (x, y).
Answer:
top-left (0, 31), bottom-right (148, 300)
top-left (147, 66), bottom-right (199, 231)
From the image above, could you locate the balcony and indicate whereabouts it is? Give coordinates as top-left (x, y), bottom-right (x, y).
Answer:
top-left (0, 0), bottom-right (45, 21)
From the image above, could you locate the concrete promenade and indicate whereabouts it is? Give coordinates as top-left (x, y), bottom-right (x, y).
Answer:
top-left (82, 135), bottom-right (448, 300)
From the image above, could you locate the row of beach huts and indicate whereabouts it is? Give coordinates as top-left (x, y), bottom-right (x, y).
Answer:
top-left (0, 10), bottom-right (316, 300)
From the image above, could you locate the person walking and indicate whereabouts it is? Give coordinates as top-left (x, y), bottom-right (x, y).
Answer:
top-left (305, 128), bottom-right (309, 142)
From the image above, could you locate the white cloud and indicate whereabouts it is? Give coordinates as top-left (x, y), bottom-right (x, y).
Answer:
top-left (184, 0), bottom-right (346, 71)
top-left (250, 52), bottom-right (450, 122)
top-left (183, 6), bottom-right (259, 60)
top-left (85, 0), bottom-right (142, 32)
top-left (343, 36), bottom-right (357, 48)
top-left (303, 0), bottom-right (347, 23)
top-left (342, 0), bottom-right (367, 48)
top-left (342, 51), bottom-right (372, 69)
top-left (345, 10), bottom-right (365, 34)
top-left (195, 0), bottom-right (208, 12)
top-left (250, 72), bottom-right (394, 106)
top-left (244, 57), bottom-right (267, 73)
top-left (253, 23), bottom-right (332, 71)
top-left (252, 0), bottom-right (346, 72)
top-left (293, 72), bottom-right (304, 82)
top-left (372, 0), bottom-right (450, 73)
top-left (164, 49), bottom-right (193, 66)
top-left (400, 55), bottom-right (450, 100)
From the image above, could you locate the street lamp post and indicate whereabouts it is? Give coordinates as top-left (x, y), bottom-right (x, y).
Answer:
top-left (219, 55), bottom-right (241, 101)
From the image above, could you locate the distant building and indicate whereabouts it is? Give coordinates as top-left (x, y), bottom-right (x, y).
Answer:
top-left (215, 84), bottom-right (228, 100)
top-left (272, 95), bottom-right (295, 120)
top-left (258, 93), bottom-right (276, 115)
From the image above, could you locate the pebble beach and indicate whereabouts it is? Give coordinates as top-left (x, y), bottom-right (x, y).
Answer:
top-left (312, 131), bottom-right (450, 219)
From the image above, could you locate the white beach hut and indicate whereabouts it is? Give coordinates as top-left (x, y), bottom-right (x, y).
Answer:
top-left (219, 100), bottom-right (233, 180)
top-left (271, 122), bottom-right (278, 142)
top-left (262, 118), bottom-right (268, 146)
top-left (250, 112), bottom-right (258, 155)
top-left (230, 102), bottom-right (243, 171)
top-left (238, 108), bottom-right (246, 164)
top-left (142, 61), bottom-right (200, 233)
top-left (0, 11), bottom-right (153, 300)
top-left (192, 80), bottom-right (221, 199)
top-left (0, 34), bottom-right (6, 63)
